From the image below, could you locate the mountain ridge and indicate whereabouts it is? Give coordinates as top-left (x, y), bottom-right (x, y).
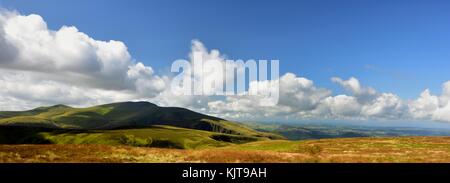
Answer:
top-left (0, 101), bottom-right (283, 140)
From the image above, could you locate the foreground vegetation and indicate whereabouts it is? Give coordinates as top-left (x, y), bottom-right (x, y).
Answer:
top-left (2, 137), bottom-right (450, 163)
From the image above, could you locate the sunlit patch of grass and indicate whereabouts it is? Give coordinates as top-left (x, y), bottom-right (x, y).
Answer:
top-left (219, 140), bottom-right (302, 152)
top-left (37, 126), bottom-right (241, 149)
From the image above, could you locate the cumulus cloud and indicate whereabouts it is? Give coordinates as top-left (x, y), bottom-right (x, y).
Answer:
top-left (207, 76), bottom-right (409, 121)
top-left (409, 82), bottom-right (450, 122)
top-left (0, 69), bottom-right (135, 110)
top-left (206, 73), bottom-right (332, 119)
top-left (327, 77), bottom-right (406, 119)
top-left (152, 40), bottom-right (228, 109)
top-left (315, 95), bottom-right (361, 118)
top-left (1, 9), bottom-right (450, 123)
top-left (331, 77), bottom-right (377, 103)
top-left (0, 9), bottom-right (165, 109)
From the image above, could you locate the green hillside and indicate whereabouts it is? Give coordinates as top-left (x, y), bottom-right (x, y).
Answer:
top-left (0, 125), bottom-right (266, 149)
top-left (0, 102), bottom-right (283, 140)
top-left (0, 102), bottom-right (284, 149)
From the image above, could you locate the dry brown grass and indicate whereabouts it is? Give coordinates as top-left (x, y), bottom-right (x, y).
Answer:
top-left (0, 144), bottom-right (187, 163)
top-left (2, 137), bottom-right (450, 163)
top-left (182, 149), bottom-right (313, 163)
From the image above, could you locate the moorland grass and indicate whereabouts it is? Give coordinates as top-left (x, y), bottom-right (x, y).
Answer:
top-left (3, 137), bottom-right (450, 163)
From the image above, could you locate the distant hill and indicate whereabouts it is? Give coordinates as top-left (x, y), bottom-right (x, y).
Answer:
top-left (0, 102), bottom-right (284, 142)
top-left (242, 122), bottom-right (450, 140)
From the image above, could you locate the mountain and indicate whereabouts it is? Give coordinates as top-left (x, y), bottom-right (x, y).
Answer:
top-left (0, 101), bottom-right (283, 141)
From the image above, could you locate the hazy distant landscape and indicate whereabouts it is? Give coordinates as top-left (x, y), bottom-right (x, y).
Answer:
top-left (242, 121), bottom-right (450, 140)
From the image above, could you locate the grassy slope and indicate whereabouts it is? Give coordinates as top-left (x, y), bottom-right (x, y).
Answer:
top-left (0, 102), bottom-right (283, 140)
top-left (40, 125), bottom-right (266, 149)
top-left (2, 137), bottom-right (450, 163)
top-left (0, 125), bottom-right (267, 149)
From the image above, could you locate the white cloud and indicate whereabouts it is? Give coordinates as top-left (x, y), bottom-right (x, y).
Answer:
top-left (0, 9), bottom-right (165, 110)
top-left (361, 93), bottom-right (405, 119)
top-left (440, 81), bottom-right (450, 106)
top-left (408, 89), bottom-right (439, 119)
top-left (331, 77), bottom-right (377, 103)
top-left (205, 73), bottom-right (332, 119)
top-left (315, 95), bottom-right (361, 118)
top-left (331, 77), bottom-right (362, 94)
top-left (408, 82), bottom-right (450, 122)
top-left (317, 77), bottom-right (405, 120)
top-left (0, 69), bottom-right (135, 110)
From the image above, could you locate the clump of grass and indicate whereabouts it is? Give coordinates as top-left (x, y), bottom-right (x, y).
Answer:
top-left (118, 135), bottom-right (153, 147)
top-left (151, 138), bottom-right (181, 149)
top-left (117, 135), bottom-right (184, 149)
top-left (210, 134), bottom-right (258, 144)
top-left (298, 144), bottom-right (323, 155)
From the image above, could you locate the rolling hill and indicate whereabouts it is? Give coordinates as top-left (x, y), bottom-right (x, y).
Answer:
top-left (0, 101), bottom-right (284, 148)
top-left (0, 101), bottom-right (282, 137)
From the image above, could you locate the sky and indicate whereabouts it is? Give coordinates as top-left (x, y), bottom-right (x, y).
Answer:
top-left (1, 0), bottom-right (450, 125)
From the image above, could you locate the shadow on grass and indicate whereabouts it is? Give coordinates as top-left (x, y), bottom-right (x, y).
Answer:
top-left (0, 126), bottom-right (53, 144)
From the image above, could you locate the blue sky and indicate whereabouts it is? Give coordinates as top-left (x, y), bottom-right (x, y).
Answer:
top-left (2, 0), bottom-right (450, 99)
top-left (2, 0), bottom-right (450, 126)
